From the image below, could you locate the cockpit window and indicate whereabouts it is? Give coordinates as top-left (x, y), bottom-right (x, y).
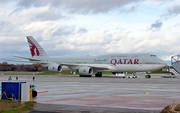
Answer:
top-left (150, 55), bottom-right (156, 57)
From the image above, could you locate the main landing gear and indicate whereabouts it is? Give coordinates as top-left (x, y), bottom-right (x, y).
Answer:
top-left (79, 72), bottom-right (102, 77)
top-left (95, 72), bottom-right (102, 77)
top-left (79, 75), bottom-right (92, 77)
top-left (145, 74), bottom-right (151, 78)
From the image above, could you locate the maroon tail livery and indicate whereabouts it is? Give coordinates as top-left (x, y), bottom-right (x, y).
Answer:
top-left (27, 36), bottom-right (48, 57)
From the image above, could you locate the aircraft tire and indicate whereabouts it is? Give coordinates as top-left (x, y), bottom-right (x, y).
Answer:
top-left (95, 74), bottom-right (102, 77)
top-left (146, 75), bottom-right (151, 78)
top-left (95, 73), bottom-right (102, 77)
top-left (32, 90), bottom-right (37, 98)
top-left (87, 75), bottom-right (92, 77)
top-left (79, 75), bottom-right (92, 77)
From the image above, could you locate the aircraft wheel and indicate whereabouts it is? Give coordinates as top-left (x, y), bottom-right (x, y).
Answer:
top-left (146, 75), bottom-right (151, 78)
top-left (79, 75), bottom-right (92, 77)
top-left (95, 74), bottom-right (101, 77)
top-left (98, 74), bottom-right (102, 77)
top-left (95, 72), bottom-right (102, 77)
top-left (32, 90), bottom-right (37, 98)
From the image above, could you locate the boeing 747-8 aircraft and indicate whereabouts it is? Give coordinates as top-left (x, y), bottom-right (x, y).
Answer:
top-left (14, 36), bottom-right (166, 78)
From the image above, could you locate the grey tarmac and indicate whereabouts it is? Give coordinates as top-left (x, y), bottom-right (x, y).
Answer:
top-left (0, 74), bottom-right (180, 113)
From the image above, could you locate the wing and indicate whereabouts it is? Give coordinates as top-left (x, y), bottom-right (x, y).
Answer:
top-left (10, 56), bottom-right (115, 70)
top-left (61, 63), bottom-right (115, 70)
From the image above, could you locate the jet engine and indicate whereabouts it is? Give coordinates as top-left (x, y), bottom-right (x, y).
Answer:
top-left (78, 67), bottom-right (93, 75)
top-left (48, 63), bottom-right (62, 72)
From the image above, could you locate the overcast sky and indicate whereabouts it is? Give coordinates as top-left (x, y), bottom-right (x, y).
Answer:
top-left (0, 0), bottom-right (180, 65)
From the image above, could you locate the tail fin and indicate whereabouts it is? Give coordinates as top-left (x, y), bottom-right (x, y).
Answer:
top-left (26, 36), bottom-right (48, 57)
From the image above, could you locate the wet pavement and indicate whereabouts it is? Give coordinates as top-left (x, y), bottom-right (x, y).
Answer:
top-left (1, 74), bottom-right (180, 112)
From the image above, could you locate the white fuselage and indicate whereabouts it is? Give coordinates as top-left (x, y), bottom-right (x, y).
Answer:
top-left (33, 53), bottom-right (166, 72)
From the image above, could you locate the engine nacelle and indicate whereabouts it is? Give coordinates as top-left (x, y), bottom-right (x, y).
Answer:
top-left (48, 63), bottom-right (62, 72)
top-left (78, 67), bottom-right (93, 75)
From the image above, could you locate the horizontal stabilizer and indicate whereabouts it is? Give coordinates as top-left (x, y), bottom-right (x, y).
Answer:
top-left (13, 55), bottom-right (41, 61)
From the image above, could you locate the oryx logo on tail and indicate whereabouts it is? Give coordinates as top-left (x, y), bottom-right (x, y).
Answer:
top-left (26, 36), bottom-right (49, 57)
top-left (27, 38), bottom-right (40, 56)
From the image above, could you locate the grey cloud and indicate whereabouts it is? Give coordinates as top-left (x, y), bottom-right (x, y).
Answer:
top-left (128, 5), bottom-right (137, 12)
top-left (35, 10), bottom-right (65, 21)
top-left (0, 21), bottom-right (8, 28)
top-left (17, 0), bottom-right (142, 13)
top-left (0, 21), bottom-right (20, 35)
top-left (0, 0), bottom-right (14, 4)
top-left (77, 28), bottom-right (88, 34)
top-left (163, 5), bottom-right (180, 18)
top-left (64, 0), bottom-right (140, 14)
top-left (150, 21), bottom-right (163, 30)
top-left (53, 26), bottom-right (75, 36)
top-left (119, 5), bottom-right (138, 13)
top-left (17, 0), bottom-right (46, 8)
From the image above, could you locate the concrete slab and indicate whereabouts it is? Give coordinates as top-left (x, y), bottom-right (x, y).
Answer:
top-left (0, 74), bottom-right (180, 112)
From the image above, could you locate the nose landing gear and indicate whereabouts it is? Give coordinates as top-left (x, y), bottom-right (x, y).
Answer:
top-left (95, 72), bottom-right (102, 77)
